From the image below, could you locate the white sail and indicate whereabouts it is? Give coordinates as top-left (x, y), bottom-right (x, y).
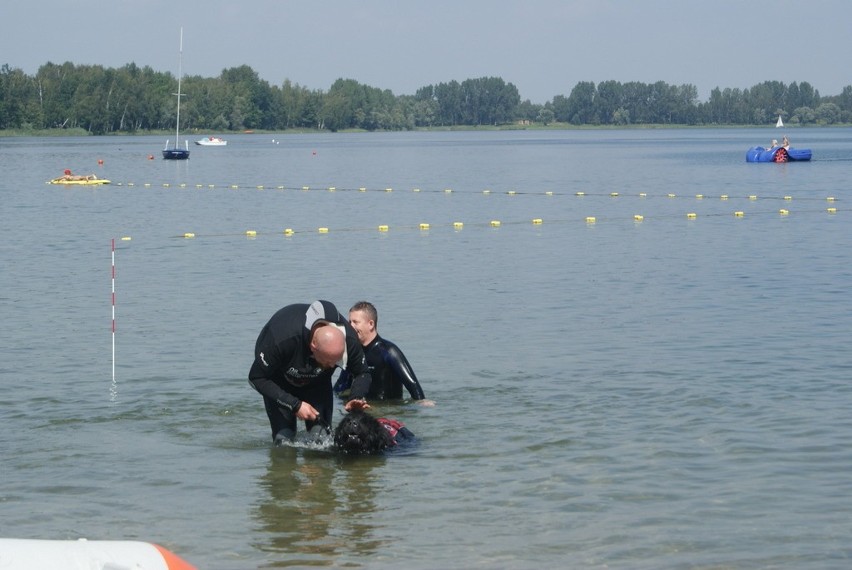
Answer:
top-left (776, 115), bottom-right (783, 128)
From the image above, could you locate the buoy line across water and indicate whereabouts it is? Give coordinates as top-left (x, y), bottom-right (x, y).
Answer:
top-left (151, 206), bottom-right (845, 241)
top-left (60, 181), bottom-right (843, 205)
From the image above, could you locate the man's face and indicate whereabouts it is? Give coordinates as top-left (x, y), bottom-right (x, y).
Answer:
top-left (349, 310), bottom-right (373, 346)
top-left (312, 351), bottom-right (338, 369)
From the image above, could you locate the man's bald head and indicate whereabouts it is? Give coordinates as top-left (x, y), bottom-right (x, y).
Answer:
top-left (310, 324), bottom-right (345, 369)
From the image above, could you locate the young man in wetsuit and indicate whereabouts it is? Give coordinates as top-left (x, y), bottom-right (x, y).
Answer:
top-left (334, 301), bottom-right (434, 406)
top-left (249, 300), bottom-right (372, 444)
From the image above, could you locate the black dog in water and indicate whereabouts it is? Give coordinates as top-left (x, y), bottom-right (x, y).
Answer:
top-left (333, 410), bottom-right (414, 455)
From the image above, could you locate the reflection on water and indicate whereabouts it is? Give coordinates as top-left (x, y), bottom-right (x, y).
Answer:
top-left (254, 447), bottom-right (387, 567)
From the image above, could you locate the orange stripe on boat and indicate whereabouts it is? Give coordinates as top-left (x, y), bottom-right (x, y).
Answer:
top-left (153, 543), bottom-right (198, 570)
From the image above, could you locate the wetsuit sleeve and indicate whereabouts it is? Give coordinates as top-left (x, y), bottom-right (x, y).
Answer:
top-left (343, 338), bottom-right (372, 400)
top-left (384, 344), bottom-right (426, 399)
top-left (333, 369), bottom-right (352, 395)
top-left (248, 338), bottom-right (302, 412)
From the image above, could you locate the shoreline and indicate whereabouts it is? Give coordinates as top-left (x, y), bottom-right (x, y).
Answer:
top-left (0, 123), bottom-right (844, 138)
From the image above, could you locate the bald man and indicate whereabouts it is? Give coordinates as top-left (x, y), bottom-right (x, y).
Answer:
top-left (249, 300), bottom-right (372, 444)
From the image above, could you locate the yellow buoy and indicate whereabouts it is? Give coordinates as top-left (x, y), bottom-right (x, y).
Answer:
top-left (507, 190), bottom-right (516, 195)
top-left (419, 223), bottom-right (430, 230)
top-left (378, 225), bottom-right (389, 232)
top-left (748, 195), bottom-right (757, 201)
top-left (318, 227), bottom-right (329, 233)
top-left (667, 193), bottom-right (676, 198)
top-left (283, 228), bottom-right (294, 235)
top-left (827, 207), bottom-right (837, 214)
top-left (385, 187), bottom-right (393, 192)
top-left (328, 186), bottom-right (336, 192)
top-left (610, 192), bottom-right (619, 197)
top-left (779, 209), bottom-right (790, 216)
top-left (826, 196), bottom-right (836, 202)
top-left (720, 194), bottom-right (729, 200)
top-left (482, 189), bottom-right (491, 195)
top-left (490, 220), bottom-right (501, 227)
top-left (412, 188), bottom-right (421, 192)
top-left (302, 186), bottom-right (310, 191)
top-left (634, 214), bottom-right (644, 222)
top-left (784, 196), bottom-right (792, 201)
top-left (183, 232), bottom-right (195, 238)
top-left (734, 211), bottom-right (745, 217)
top-left (444, 188), bottom-right (453, 193)
top-left (576, 191), bottom-right (585, 196)
top-left (545, 191), bottom-right (554, 196)
top-left (359, 187), bottom-right (367, 192)
top-left (246, 230), bottom-right (257, 237)
top-left (695, 194), bottom-right (704, 199)
top-left (687, 212), bottom-right (697, 219)
top-left (453, 222), bottom-right (464, 229)
top-left (532, 218), bottom-right (543, 225)
top-left (639, 192), bottom-right (647, 198)
top-left (585, 216), bottom-right (596, 223)
top-left (120, 236), bottom-right (132, 241)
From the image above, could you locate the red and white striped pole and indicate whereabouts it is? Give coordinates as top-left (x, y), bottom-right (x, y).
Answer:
top-left (111, 238), bottom-right (116, 399)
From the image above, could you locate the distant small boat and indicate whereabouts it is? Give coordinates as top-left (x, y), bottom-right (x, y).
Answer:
top-left (195, 136), bottom-right (227, 146)
top-left (163, 28), bottom-right (190, 160)
top-left (776, 115), bottom-right (784, 128)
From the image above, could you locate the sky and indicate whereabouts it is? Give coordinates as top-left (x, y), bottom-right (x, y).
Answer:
top-left (3, 0), bottom-right (850, 104)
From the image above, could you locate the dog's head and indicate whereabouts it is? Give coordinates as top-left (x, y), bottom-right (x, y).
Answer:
top-left (334, 410), bottom-right (392, 455)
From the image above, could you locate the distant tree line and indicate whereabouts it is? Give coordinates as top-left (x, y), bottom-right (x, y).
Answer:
top-left (2, 61), bottom-right (851, 134)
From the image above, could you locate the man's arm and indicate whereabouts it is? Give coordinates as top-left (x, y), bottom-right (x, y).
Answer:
top-left (384, 343), bottom-right (426, 400)
top-left (343, 334), bottom-right (372, 401)
top-left (248, 342), bottom-right (302, 412)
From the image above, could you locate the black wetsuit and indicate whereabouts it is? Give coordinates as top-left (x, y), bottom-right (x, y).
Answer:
top-left (334, 335), bottom-right (426, 400)
top-left (248, 301), bottom-right (371, 441)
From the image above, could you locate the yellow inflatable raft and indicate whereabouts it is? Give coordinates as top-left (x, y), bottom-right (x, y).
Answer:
top-left (49, 177), bottom-right (111, 185)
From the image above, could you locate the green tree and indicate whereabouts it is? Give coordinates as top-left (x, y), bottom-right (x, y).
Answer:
top-left (537, 107), bottom-right (555, 125)
top-left (434, 80), bottom-right (462, 126)
top-left (550, 94), bottom-right (570, 122)
top-left (815, 102), bottom-right (840, 124)
top-left (595, 80), bottom-right (622, 124)
top-left (0, 65), bottom-right (37, 128)
top-left (565, 81), bottom-right (596, 124)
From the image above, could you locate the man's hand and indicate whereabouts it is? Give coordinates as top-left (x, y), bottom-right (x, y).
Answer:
top-left (344, 398), bottom-right (371, 412)
top-left (296, 401), bottom-right (320, 421)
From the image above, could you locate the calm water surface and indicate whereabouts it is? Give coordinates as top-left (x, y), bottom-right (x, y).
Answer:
top-left (1, 129), bottom-right (851, 569)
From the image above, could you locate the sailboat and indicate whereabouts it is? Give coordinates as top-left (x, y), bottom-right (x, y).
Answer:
top-left (163, 28), bottom-right (190, 160)
top-left (775, 115), bottom-right (784, 128)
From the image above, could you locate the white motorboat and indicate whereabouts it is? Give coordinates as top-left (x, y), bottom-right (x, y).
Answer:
top-left (195, 136), bottom-right (227, 146)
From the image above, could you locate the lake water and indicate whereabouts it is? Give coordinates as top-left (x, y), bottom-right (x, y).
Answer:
top-left (1, 128), bottom-right (851, 569)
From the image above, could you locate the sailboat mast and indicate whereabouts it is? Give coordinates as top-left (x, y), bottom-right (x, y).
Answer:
top-left (175, 27), bottom-right (184, 145)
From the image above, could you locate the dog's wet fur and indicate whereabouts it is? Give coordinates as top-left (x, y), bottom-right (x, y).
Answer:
top-left (333, 410), bottom-right (394, 455)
